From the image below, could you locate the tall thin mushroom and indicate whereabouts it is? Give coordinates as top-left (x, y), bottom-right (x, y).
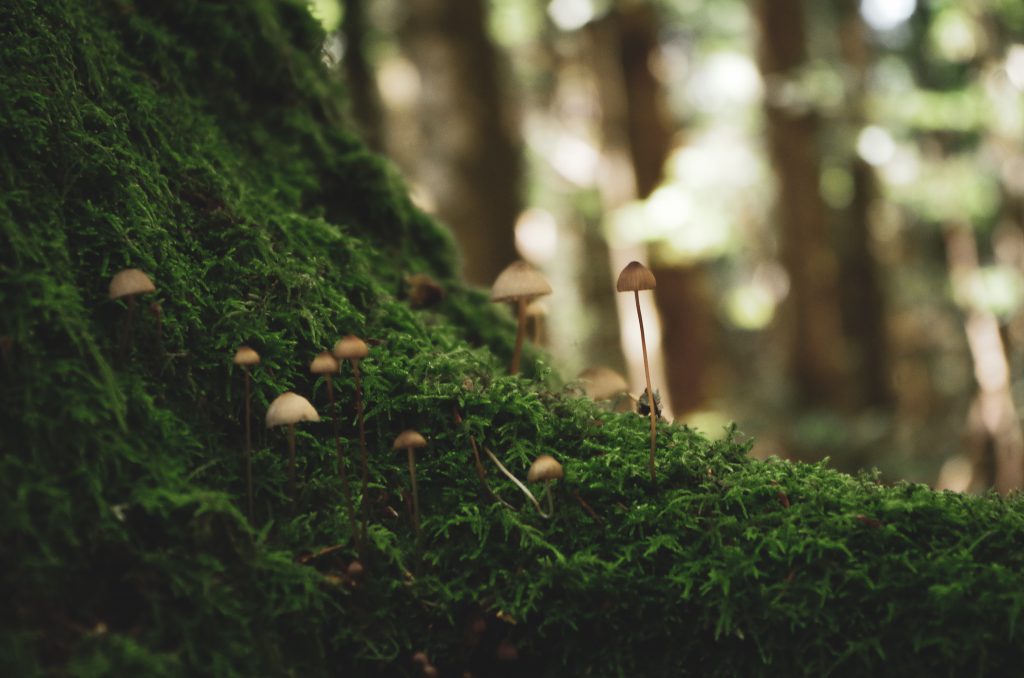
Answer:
top-left (266, 392), bottom-right (319, 502)
top-left (616, 261), bottom-right (659, 483)
top-left (490, 261), bottom-right (552, 374)
top-left (109, 268), bottom-right (155, 355)
top-left (333, 335), bottom-right (370, 542)
top-left (393, 430), bottom-right (427, 540)
top-left (234, 345), bottom-right (260, 520)
top-left (311, 352), bottom-right (357, 542)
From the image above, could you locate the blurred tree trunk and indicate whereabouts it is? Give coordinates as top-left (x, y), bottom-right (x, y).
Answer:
top-left (588, 3), bottom-right (716, 416)
top-left (398, 0), bottom-right (521, 287)
top-left (754, 0), bottom-right (850, 408)
top-left (835, 3), bottom-right (891, 408)
top-left (341, 0), bottom-right (384, 151)
top-left (946, 225), bottom-right (1024, 493)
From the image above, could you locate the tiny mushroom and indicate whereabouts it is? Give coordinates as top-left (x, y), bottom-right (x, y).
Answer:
top-left (109, 268), bottom-right (156, 354)
top-left (234, 346), bottom-right (260, 519)
top-left (525, 298), bottom-right (547, 344)
top-left (490, 260), bottom-right (552, 374)
top-left (527, 454), bottom-right (564, 516)
top-left (333, 335), bottom-right (371, 545)
top-left (616, 261), bottom-right (659, 483)
top-left (393, 429), bottom-right (428, 538)
top-left (266, 392), bottom-right (319, 502)
top-left (578, 366), bottom-right (629, 402)
top-left (311, 351), bottom-right (357, 542)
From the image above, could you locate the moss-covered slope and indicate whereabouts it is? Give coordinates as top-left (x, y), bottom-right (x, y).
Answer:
top-left (3, 1), bottom-right (1024, 676)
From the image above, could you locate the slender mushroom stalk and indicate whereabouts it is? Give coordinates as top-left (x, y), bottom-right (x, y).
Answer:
top-left (527, 454), bottom-right (564, 516)
top-left (393, 430), bottom-right (428, 541)
top-left (490, 260), bottom-right (552, 374)
top-left (311, 352), bottom-right (357, 543)
top-left (234, 346), bottom-right (260, 520)
top-left (109, 268), bottom-right (155, 356)
top-left (526, 298), bottom-right (547, 345)
top-left (333, 335), bottom-right (370, 543)
top-left (266, 392), bottom-right (319, 503)
top-left (616, 261), bottom-right (659, 483)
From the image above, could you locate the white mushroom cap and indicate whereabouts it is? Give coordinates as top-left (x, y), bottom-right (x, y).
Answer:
top-left (615, 261), bottom-right (656, 292)
top-left (309, 351), bottom-right (339, 375)
top-left (332, 335), bottom-right (369, 360)
top-left (233, 345), bottom-right (260, 366)
top-left (109, 268), bottom-right (155, 300)
top-left (490, 261), bottom-right (552, 302)
top-left (527, 454), bottom-right (563, 482)
top-left (266, 392), bottom-right (320, 428)
top-left (578, 366), bottom-right (629, 401)
top-left (393, 429), bottom-right (427, 449)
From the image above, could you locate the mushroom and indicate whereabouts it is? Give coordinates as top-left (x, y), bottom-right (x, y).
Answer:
top-left (333, 335), bottom-right (371, 544)
top-left (109, 268), bottom-right (155, 355)
top-left (393, 430), bottom-right (427, 539)
top-left (266, 392), bottom-right (320, 502)
top-left (233, 345), bottom-right (260, 520)
top-left (405, 273), bottom-right (445, 309)
top-left (578, 366), bottom-right (629, 402)
top-left (527, 454), bottom-right (563, 516)
top-left (525, 298), bottom-right (547, 344)
top-left (490, 260), bottom-right (552, 374)
top-left (311, 351), bottom-right (357, 542)
top-left (616, 261), bottom-right (659, 483)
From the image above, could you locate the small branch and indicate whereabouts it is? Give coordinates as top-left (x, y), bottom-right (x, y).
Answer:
top-left (572, 489), bottom-right (603, 524)
top-left (483, 446), bottom-right (550, 519)
top-left (453, 407), bottom-right (516, 510)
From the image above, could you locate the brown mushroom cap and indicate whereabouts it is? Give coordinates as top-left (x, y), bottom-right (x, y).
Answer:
top-left (332, 335), bottom-right (369, 361)
top-left (615, 261), bottom-right (656, 292)
top-left (309, 351), bottom-right (339, 375)
top-left (233, 345), bottom-right (260, 367)
top-left (578, 366), bottom-right (629, 401)
top-left (527, 454), bottom-right (564, 482)
top-left (393, 429), bottom-right (427, 450)
top-left (266, 392), bottom-right (320, 428)
top-left (490, 260), bottom-right (552, 302)
top-left (525, 298), bottom-right (548, 318)
top-left (109, 268), bottom-right (155, 300)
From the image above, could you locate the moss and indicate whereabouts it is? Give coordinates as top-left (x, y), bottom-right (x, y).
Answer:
top-left (3, 0), bottom-right (1024, 676)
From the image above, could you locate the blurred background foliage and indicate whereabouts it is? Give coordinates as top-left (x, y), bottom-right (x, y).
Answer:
top-left (309, 0), bottom-right (1024, 493)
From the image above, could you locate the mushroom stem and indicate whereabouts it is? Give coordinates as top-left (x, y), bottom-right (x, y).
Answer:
top-left (634, 290), bottom-right (657, 483)
top-left (287, 423), bottom-right (297, 502)
top-left (483, 447), bottom-right (550, 519)
top-left (353, 360), bottom-right (369, 544)
top-left (120, 295), bottom-right (136, 356)
top-left (511, 297), bottom-right (527, 374)
top-left (545, 479), bottom-right (554, 515)
top-left (329, 377), bottom-right (358, 549)
top-left (407, 446), bottom-right (420, 538)
top-left (244, 366), bottom-right (253, 521)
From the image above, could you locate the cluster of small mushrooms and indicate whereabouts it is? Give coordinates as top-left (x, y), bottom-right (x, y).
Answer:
top-left (106, 260), bottom-right (658, 534)
top-left (106, 259), bottom-right (659, 670)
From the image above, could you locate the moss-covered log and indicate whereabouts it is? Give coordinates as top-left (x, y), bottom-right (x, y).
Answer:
top-left (2, 1), bottom-right (1024, 675)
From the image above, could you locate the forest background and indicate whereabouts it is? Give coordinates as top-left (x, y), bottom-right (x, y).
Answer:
top-left (311, 0), bottom-right (1024, 493)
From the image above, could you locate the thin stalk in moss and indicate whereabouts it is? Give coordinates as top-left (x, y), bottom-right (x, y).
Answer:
top-left (266, 392), bottom-right (319, 505)
top-left (333, 336), bottom-right (370, 545)
top-left (233, 346), bottom-right (260, 520)
top-left (311, 352), bottom-right (357, 548)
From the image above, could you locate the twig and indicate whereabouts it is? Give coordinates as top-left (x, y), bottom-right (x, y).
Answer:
top-left (572, 489), bottom-right (603, 524)
top-left (453, 407), bottom-right (516, 510)
top-left (482, 446), bottom-right (550, 519)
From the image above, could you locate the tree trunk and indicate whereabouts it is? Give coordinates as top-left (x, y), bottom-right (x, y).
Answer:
top-left (341, 0), bottom-right (385, 151)
top-left (754, 0), bottom-right (851, 408)
top-left (398, 0), bottom-right (521, 287)
top-left (835, 5), bottom-right (891, 408)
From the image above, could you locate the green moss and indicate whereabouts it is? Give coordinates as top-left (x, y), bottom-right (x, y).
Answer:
top-left (3, 1), bottom-right (1024, 676)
